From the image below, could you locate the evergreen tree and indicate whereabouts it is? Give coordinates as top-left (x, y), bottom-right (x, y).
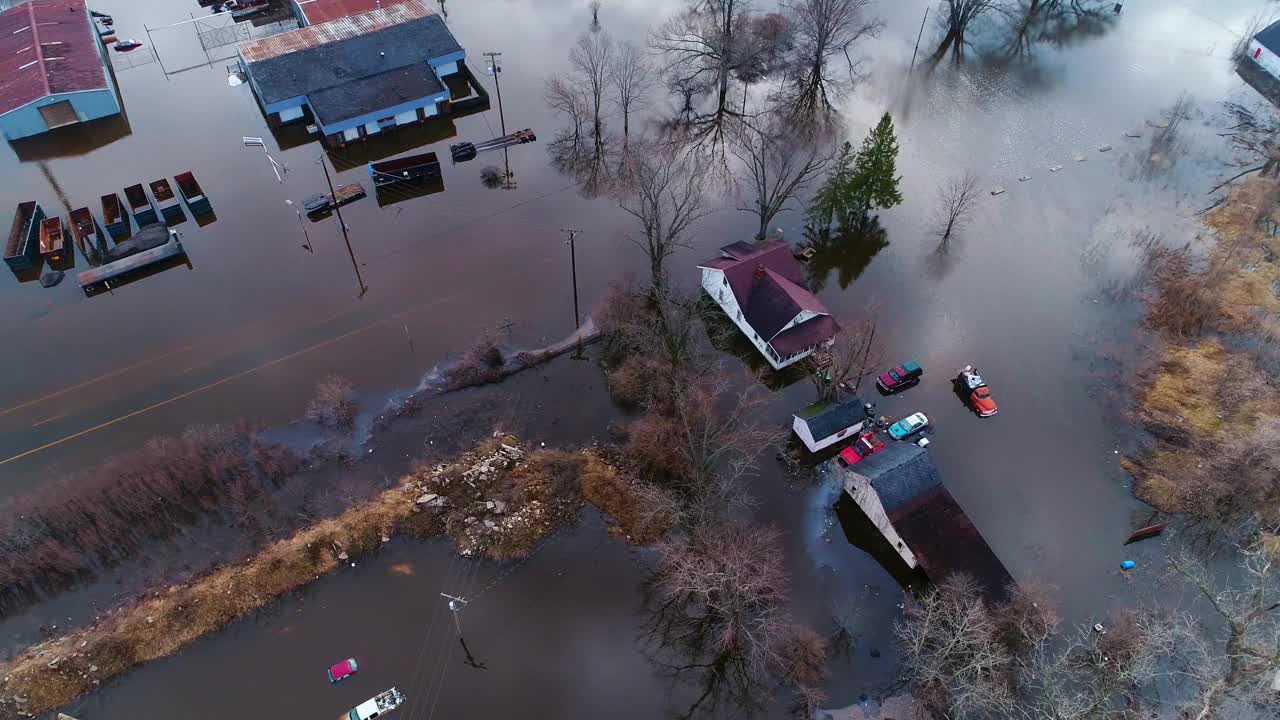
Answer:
top-left (806, 141), bottom-right (857, 229)
top-left (805, 113), bottom-right (903, 230)
top-left (851, 112), bottom-right (903, 213)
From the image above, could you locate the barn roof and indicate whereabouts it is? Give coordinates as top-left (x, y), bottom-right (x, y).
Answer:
top-left (295, 0), bottom-right (419, 26)
top-left (0, 0), bottom-right (108, 116)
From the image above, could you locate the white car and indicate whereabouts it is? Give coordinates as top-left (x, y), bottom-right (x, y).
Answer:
top-left (888, 412), bottom-right (928, 440)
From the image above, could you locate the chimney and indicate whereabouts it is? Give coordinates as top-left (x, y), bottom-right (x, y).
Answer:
top-left (754, 264), bottom-right (766, 279)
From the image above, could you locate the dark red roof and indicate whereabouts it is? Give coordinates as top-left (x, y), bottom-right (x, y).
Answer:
top-left (699, 239), bottom-right (839, 349)
top-left (0, 0), bottom-right (107, 116)
top-left (296, 0), bottom-right (418, 25)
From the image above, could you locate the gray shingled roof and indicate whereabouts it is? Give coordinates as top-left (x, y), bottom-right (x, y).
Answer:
top-left (799, 399), bottom-right (867, 441)
top-left (308, 65), bottom-right (444, 124)
top-left (1257, 19), bottom-right (1280, 53)
top-left (853, 442), bottom-right (941, 513)
top-left (245, 13), bottom-right (460, 107)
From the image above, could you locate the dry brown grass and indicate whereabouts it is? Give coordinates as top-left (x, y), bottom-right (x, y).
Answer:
top-left (580, 450), bottom-right (680, 543)
top-left (1127, 177), bottom-right (1280, 532)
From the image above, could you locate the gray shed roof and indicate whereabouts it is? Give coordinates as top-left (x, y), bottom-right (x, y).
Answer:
top-left (798, 399), bottom-right (866, 441)
top-left (1257, 19), bottom-right (1280, 53)
top-left (852, 442), bottom-right (941, 513)
top-left (243, 11), bottom-right (460, 107)
top-left (308, 65), bottom-right (444, 124)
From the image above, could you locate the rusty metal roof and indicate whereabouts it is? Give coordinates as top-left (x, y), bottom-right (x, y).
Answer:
top-left (0, 0), bottom-right (108, 116)
top-left (295, 0), bottom-right (418, 26)
top-left (238, 0), bottom-right (435, 63)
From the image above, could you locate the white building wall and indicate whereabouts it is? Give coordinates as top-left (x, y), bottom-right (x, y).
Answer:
top-left (810, 420), bottom-right (863, 453)
top-left (343, 127), bottom-right (360, 141)
top-left (278, 105), bottom-right (305, 123)
top-left (700, 267), bottom-right (819, 370)
top-left (364, 121), bottom-right (380, 135)
top-left (423, 103), bottom-right (439, 118)
top-left (841, 469), bottom-right (918, 568)
top-left (394, 109), bottom-right (417, 125)
top-left (1251, 39), bottom-right (1280, 79)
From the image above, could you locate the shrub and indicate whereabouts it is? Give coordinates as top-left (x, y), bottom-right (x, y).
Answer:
top-left (306, 375), bottom-right (358, 429)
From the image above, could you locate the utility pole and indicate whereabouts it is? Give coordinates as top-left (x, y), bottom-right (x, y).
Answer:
top-left (909, 6), bottom-right (929, 75)
top-left (483, 51), bottom-right (507, 136)
top-left (318, 153), bottom-right (368, 297)
top-left (560, 229), bottom-right (581, 329)
top-left (440, 592), bottom-right (468, 635)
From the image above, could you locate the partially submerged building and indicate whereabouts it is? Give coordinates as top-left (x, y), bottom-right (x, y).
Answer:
top-left (836, 442), bottom-right (1014, 601)
top-left (237, 0), bottom-right (464, 145)
top-left (793, 398), bottom-right (867, 453)
top-left (698, 240), bottom-right (840, 370)
top-left (0, 0), bottom-right (121, 141)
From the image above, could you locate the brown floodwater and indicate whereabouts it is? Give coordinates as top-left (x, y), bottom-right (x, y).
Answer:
top-left (3, 0), bottom-right (1275, 716)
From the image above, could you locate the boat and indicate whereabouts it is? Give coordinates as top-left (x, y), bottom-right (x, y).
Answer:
top-left (450, 129), bottom-right (538, 163)
top-left (77, 225), bottom-right (187, 296)
top-left (1124, 522), bottom-right (1168, 545)
top-left (39, 217), bottom-right (68, 265)
top-left (369, 152), bottom-right (441, 187)
top-left (4, 201), bottom-right (44, 274)
top-left (124, 184), bottom-right (157, 227)
top-left (150, 178), bottom-right (183, 221)
top-left (341, 687), bottom-right (405, 720)
top-left (303, 182), bottom-right (366, 216)
top-left (69, 208), bottom-right (103, 266)
top-left (101, 193), bottom-right (128, 240)
top-left (174, 171), bottom-right (211, 215)
top-left (113, 38), bottom-right (142, 51)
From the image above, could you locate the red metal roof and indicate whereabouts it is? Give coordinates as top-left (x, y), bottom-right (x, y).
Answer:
top-left (241, 0), bottom-right (433, 63)
top-left (295, 0), bottom-right (418, 27)
top-left (0, 0), bottom-right (107, 116)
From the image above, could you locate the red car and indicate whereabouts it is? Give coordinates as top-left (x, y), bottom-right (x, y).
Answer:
top-left (328, 657), bottom-right (359, 683)
top-left (838, 432), bottom-right (885, 466)
top-left (876, 360), bottom-right (923, 394)
top-left (971, 386), bottom-right (998, 417)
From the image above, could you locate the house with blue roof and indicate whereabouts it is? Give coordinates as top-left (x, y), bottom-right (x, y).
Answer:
top-left (236, 0), bottom-right (464, 146)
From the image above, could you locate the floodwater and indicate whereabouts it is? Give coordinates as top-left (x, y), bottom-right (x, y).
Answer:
top-left (2, 0), bottom-right (1275, 716)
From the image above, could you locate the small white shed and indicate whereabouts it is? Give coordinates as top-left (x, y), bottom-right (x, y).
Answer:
top-left (792, 399), bottom-right (867, 453)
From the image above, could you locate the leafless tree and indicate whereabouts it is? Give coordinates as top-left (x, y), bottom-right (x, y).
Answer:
top-left (732, 123), bottom-right (828, 240)
top-left (806, 315), bottom-right (879, 401)
top-left (930, 0), bottom-right (1004, 63)
top-left (570, 31), bottom-right (615, 140)
top-left (545, 75), bottom-right (591, 147)
top-left (936, 171), bottom-right (981, 248)
top-left (778, 0), bottom-right (882, 137)
top-left (651, 0), bottom-right (753, 160)
top-left (647, 521), bottom-right (823, 717)
top-left (609, 41), bottom-right (655, 142)
top-left (306, 374), bottom-right (358, 429)
top-left (619, 148), bottom-right (713, 290)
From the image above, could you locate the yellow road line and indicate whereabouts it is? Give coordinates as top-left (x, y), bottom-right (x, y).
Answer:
top-left (0, 292), bottom-right (463, 468)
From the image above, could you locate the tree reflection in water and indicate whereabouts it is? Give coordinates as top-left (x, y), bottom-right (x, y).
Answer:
top-left (801, 213), bottom-right (890, 292)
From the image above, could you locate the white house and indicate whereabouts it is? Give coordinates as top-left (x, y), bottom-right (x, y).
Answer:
top-left (1248, 19), bottom-right (1280, 82)
top-left (698, 240), bottom-right (840, 370)
top-left (792, 399), bottom-right (867, 453)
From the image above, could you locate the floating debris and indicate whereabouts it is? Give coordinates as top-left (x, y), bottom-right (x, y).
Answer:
top-left (990, 187), bottom-right (1006, 196)
top-left (1098, 144), bottom-right (1113, 152)
top-left (1124, 522), bottom-right (1167, 545)
top-left (1018, 175), bottom-right (1032, 182)
top-left (1074, 154), bottom-right (1087, 162)
top-left (1124, 131), bottom-right (1142, 138)
top-left (1049, 165), bottom-right (1063, 172)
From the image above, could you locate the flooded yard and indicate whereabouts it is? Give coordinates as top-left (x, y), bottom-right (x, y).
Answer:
top-left (2, 0), bottom-right (1275, 716)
